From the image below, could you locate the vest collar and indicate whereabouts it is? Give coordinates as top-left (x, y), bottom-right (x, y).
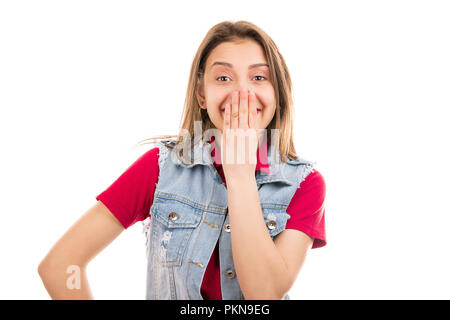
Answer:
top-left (160, 136), bottom-right (312, 186)
top-left (209, 135), bottom-right (270, 175)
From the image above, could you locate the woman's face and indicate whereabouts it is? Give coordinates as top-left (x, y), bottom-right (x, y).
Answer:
top-left (197, 39), bottom-right (276, 132)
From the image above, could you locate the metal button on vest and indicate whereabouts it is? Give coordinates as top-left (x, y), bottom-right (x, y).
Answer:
top-left (267, 220), bottom-right (277, 230)
top-left (225, 269), bottom-right (235, 279)
top-left (168, 211), bottom-right (178, 221)
top-left (224, 223), bottom-right (231, 232)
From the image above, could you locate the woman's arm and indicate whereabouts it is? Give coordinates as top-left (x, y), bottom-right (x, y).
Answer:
top-left (37, 201), bottom-right (124, 299)
top-left (227, 176), bottom-right (313, 300)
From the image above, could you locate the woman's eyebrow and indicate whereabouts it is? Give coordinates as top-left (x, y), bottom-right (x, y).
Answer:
top-left (210, 61), bottom-right (269, 70)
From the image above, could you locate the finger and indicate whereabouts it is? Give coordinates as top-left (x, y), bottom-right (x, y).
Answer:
top-left (231, 91), bottom-right (239, 130)
top-left (222, 102), bottom-right (231, 165)
top-left (248, 89), bottom-right (257, 129)
top-left (223, 102), bottom-right (231, 131)
top-left (239, 88), bottom-right (249, 130)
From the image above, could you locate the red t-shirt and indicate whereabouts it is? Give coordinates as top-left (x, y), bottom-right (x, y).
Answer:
top-left (96, 138), bottom-right (327, 300)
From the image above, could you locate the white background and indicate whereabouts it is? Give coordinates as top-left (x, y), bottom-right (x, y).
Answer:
top-left (1, 0), bottom-right (449, 299)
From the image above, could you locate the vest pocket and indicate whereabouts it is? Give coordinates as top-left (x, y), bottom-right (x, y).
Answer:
top-left (150, 198), bottom-right (203, 267)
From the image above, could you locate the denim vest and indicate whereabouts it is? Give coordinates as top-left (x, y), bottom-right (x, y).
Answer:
top-left (142, 137), bottom-right (315, 300)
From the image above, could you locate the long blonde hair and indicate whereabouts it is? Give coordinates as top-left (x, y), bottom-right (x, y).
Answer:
top-left (134, 20), bottom-right (299, 162)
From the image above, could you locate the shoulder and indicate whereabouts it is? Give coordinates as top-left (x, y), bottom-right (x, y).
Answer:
top-left (300, 169), bottom-right (326, 198)
top-left (291, 169), bottom-right (326, 204)
top-left (134, 147), bottom-right (160, 167)
top-left (119, 147), bottom-right (160, 178)
top-left (145, 146), bottom-right (160, 161)
top-left (302, 169), bottom-right (326, 190)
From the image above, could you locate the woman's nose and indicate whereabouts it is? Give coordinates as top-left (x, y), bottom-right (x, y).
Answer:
top-left (229, 87), bottom-right (250, 99)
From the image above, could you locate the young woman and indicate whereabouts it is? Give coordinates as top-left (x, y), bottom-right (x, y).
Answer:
top-left (38, 20), bottom-right (327, 300)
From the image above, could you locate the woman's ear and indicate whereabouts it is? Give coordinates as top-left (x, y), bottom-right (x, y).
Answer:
top-left (196, 78), bottom-right (207, 110)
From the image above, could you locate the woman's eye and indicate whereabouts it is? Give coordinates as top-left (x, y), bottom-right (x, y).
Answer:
top-left (253, 75), bottom-right (266, 81)
top-left (216, 75), bottom-right (266, 82)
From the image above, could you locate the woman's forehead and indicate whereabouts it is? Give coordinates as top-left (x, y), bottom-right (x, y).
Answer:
top-left (206, 41), bottom-right (268, 71)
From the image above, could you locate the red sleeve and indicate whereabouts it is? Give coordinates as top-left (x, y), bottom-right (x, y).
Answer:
top-left (285, 169), bottom-right (327, 249)
top-left (95, 147), bottom-right (160, 229)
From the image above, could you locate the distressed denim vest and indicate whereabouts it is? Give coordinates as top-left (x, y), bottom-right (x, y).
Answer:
top-left (142, 137), bottom-right (315, 300)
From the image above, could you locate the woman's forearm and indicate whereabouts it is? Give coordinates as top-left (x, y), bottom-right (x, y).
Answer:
top-left (38, 261), bottom-right (93, 300)
top-left (226, 175), bottom-right (290, 300)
